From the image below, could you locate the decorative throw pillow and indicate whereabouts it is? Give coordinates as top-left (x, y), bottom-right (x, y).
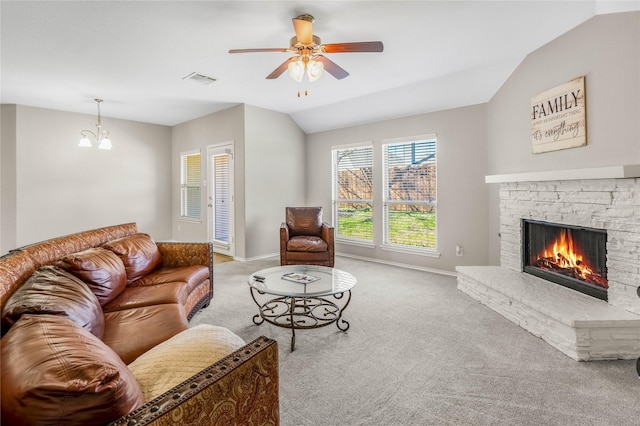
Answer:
top-left (128, 324), bottom-right (245, 402)
top-left (0, 314), bottom-right (144, 426)
top-left (103, 233), bottom-right (162, 284)
top-left (56, 247), bottom-right (127, 306)
top-left (1, 265), bottom-right (104, 338)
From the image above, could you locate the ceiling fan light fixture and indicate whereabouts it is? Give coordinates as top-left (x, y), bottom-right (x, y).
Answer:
top-left (306, 59), bottom-right (323, 82)
top-left (229, 13), bottom-right (383, 82)
top-left (287, 59), bottom-right (305, 82)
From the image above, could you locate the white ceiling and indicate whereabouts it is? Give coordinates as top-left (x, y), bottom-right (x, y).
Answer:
top-left (1, 1), bottom-right (638, 134)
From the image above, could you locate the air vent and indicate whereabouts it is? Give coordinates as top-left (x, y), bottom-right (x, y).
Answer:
top-left (183, 72), bottom-right (217, 85)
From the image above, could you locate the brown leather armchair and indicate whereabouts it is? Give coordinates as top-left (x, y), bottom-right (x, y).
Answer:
top-left (280, 207), bottom-right (335, 267)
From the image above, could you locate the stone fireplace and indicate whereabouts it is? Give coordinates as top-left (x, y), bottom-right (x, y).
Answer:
top-left (457, 166), bottom-right (640, 361)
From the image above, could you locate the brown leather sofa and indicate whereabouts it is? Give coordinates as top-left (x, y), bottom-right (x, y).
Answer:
top-left (280, 207), bottom-right (335, 267)
top-left (0, 223), bottom-right (279, 426)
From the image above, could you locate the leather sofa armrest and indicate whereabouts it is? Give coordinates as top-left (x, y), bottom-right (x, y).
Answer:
top-left (108, 336), bottom-right (279, 426)
top-left (156, 242), bottom-right (214, 309)
top-left (156, 242), bottom-right (212, 271)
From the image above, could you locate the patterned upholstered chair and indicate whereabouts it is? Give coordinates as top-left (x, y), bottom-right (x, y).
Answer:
top-left (280, 207), bottom-right (335, 267)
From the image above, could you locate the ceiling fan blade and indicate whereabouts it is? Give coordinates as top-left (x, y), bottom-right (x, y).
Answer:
top-left (266, 59), bottom-right (292, 79)
top-left (229, 48), bottom-right (289, 53)
top-left (322, 41), bottom-right (384, 53)
top-left (316, 56), bottom-right (349, 80)
top-left (292, 16), bottom-right (313, 45)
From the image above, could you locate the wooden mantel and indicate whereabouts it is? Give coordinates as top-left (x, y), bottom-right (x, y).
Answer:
top-left (485, 164), bottom-right (640, 184)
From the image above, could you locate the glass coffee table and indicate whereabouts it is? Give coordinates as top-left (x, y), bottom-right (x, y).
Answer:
top-left (248, 265), bottom-right (357, 351)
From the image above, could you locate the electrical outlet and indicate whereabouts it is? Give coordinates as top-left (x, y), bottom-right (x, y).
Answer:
top-left (455, 245), bottom-right (463, 256)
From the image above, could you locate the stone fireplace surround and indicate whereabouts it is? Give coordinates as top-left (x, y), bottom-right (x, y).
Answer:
top-left (457, 165), bottom-right (640, 361)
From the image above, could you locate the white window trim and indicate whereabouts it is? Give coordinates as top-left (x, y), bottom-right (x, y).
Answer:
top-left (381, 133), bottom-right (437, 145)
top-left (380, 243), bottom-right (441, 258)
top-left (180, 149), bottom-right (202, 222)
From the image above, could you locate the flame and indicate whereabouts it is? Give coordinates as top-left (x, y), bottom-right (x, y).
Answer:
top-left (541, 229), bottom-right (593, 275)
top-left (534, 228), bottom-right (608, 288)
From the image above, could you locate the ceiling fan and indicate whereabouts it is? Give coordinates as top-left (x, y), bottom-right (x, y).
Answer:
top-left (229, 14), bottom-right (383, 82)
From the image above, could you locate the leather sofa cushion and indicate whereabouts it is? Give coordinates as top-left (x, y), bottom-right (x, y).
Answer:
top-left (1, 266), bottom-right (104, 338)
top-left (286, 207), bottom-right (323, 237)
top-left (56, 247), bottom-right (127, 306)
top-left (102, 282), bottom-right (190, 313)
top-left (133, 264), bottom-right (209, 290)
top-left (287, 235), bottom-right (328, 252)
top-left (103, 303), bottom-right (189, 364)
top-left (128, 324), bottom-right (245, 402)
top-left (0, 314), bottom-right (144, 426)
top-left (103, 233), bottom-right (162, 284)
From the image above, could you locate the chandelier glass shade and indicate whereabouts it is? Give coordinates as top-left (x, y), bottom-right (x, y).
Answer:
top-left (79, 98), bottom-right (112, 150)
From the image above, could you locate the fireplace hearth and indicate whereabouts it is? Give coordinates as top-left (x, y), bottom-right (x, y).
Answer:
top-left (523, 220), bottom-right (608, 301)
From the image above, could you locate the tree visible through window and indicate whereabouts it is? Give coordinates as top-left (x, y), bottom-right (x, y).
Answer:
top-left (383, 138), bottom-right (437, 249)
top-left (180, 151), bottom-right (201, 220)
top-left (332, 146), bottom-right (373, 241)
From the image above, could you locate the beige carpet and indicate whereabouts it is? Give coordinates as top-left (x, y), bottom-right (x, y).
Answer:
top-left (191, 256), bottom-right (640, 426)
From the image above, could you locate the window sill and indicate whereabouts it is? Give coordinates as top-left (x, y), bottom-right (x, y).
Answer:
top-left (336, 238), bottom-right (376, 249)
top-left (380, 244), bottom-right (441, 258)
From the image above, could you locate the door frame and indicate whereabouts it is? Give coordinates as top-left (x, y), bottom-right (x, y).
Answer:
top-left (207, 142), bottom-right (235, 257)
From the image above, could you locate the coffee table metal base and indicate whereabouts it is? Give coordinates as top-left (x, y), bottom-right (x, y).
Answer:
top-left (250, 289), bottom-right (352, 351)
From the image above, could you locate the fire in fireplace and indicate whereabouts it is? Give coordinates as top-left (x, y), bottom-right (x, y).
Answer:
top-left (523, 220), bottom-right (608, 301)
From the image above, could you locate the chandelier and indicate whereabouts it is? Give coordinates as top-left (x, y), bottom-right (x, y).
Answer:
top-left (78, 98), bottom-right (112, 150)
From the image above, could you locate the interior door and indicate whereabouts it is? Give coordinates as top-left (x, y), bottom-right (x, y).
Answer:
top-left (207, 143), bottom-right (234, 257)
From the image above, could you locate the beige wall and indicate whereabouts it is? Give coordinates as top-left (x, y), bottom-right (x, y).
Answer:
top-left (244, 104), bottom-right (306, 259)
top-left (1, 105), bottom-right (17, 253)
top-left (306, 103), bottom-right (489, 273)
top-left (0, 105), bottom-right (172, 252)
top-left (4, 12), bottom-right (637, 267)
top-left (170, 104), bottom-right (305, 260)
top-left (486, 11), bottom-right (640, 264)
top-left (171, 105), bottom-right (245, 252)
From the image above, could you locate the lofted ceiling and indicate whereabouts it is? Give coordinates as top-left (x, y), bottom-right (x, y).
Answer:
top-left (1, 1), bottom-right (638, 134)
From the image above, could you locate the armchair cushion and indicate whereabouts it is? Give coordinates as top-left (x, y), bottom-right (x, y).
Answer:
top-left (287, 235), bottom-right (328, 252)
top-left (56, 247), bottom-right (127, 306)
top-left (286, 207), bottom-right (323, 237)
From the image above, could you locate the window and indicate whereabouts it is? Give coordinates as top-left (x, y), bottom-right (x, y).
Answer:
top-left (382, 137), bottom-right (437, 250)
top-left (180, 151), bottom-right (201, 220)
top-left (332, 145), bottom-right (374, 242)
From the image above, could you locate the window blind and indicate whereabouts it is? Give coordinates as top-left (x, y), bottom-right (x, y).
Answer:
top-left (332, 146), bottom-right (374, 241)
top-left (181, 152), bottom-right (201, 219)
top-left (382, 139), bottom-right (437, 249)
top-left (213, 153), bottom-right (230, 243)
